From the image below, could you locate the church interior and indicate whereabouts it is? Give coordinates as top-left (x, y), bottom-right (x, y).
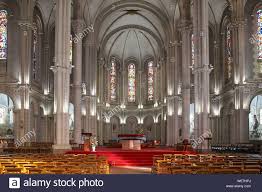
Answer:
top-left (0, 0), bottom-right (262, 174)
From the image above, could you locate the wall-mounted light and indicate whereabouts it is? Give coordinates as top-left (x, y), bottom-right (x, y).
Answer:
top-left (177, 107), bottom-right (182, 116)
top-left (168, 88), bottom-right (173, 96)
top-left (44, 89), bottom-right (49, 96)
top-left (168, 110), bottom-right (173, 116)
top-left (91, 110), bottom-right (95, 116)
top-left (213, 108), bottom-right (220, 116)
top-left (214, 87), bottom-right (220, 95)
top-left (235, 76), bottom-right (240, 85)
top-left (82, 108), bottom-right (86, 116)
top-left (91, 88), bottom-right (96, 96)
top-left (138, 104), bottom-right (143, 109)
top-left (120, 118), bottom-right (126, 125)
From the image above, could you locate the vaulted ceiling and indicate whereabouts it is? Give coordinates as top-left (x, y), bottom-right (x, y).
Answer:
top-left (35, 0), bottom-right (231, 63)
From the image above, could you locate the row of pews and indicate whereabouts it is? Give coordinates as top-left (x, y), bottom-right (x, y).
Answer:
top-left (152, 153), bottom-right (262, 174)
top-left (2, 142), bottom-right (53, 153)
top-left (0, 154), bottom-right (109, 174)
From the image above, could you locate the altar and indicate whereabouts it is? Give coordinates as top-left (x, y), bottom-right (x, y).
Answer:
top-left (117, 134), bottom-right (146, 150)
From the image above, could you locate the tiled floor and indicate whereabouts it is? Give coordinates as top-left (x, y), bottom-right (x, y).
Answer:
top-left (110, 166), bottom-right (152, 174)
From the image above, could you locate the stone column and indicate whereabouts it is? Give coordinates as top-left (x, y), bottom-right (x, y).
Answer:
top-left (231, 0), bottom-right (249, 143)
top-left (138, 70), bottom-right (143, 106)
top-left (52, 0), bottom-right (72, 152)
top-left (97, 58), bottom-right (105, 144)
top-left (166, 40), bottom-right (180, 146)
top-left (17, 0), bottom-right (35, 140)
top-left (83, 31), bottom-right (97, 136)
top-left (180, 20), bottom-right (192, 141)
top-left (72, 20), bottom-right (85, 144)
top-left (192, 0), bottom-right (211, 150)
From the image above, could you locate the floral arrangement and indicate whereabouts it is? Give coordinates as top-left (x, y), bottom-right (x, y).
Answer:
top-left (90, 136), bottom-right (98, 147)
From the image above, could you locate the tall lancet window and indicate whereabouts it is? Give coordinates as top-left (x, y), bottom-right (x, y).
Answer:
top-left (225, 24), bottom-right (233, 82)
top-left (110, 59), bottom-right (117, 101)
top-left (32, 12), bottom-right (43, 82)
top-left (191, 34), bottom-right (194, 67)
top-left (257, 9), bottom-right (262, 61)
top-left (148, 61), bottom-right (154, 101)
top-left (0, 10), bottom-right (7, 60)
top-left (128, 63), bottom-right (136, 102)
top-left (32, 22), bottom-right (38, 80)
top-left (70, 35), bottom-right (73, 63)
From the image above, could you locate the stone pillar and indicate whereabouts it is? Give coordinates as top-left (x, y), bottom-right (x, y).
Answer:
top-left (52, 0), bottom-right (72, 152)
top-left (72, 20), bottom-right (85, 144)
top-left (231, 0), bottom-right (249, 144)
top-left (180, 20), bottom-right (192, 141)
top-left (83, 31), bottom-right (97, 136)
top-left (138, 70), bottom-right (143, 106)
top-left (17, 0), bottom-right (35, 140)
top-left (192, 0), bottom-right (211, 150)
top-left (166, 40), bottom-right (180, 145)
top-left (97, 58), bottom-right (105, 145)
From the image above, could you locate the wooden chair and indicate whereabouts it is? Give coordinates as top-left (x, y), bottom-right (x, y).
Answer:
top-left (242, 169), bottom-right (261, 174)
top-left (171, 169), bottom-right (192, 174)
top-left (3, 168), bottom-right (22, 174)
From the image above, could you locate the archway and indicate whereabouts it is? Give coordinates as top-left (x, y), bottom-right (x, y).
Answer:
top-left (249, 95), bottom-right (262, 140)
top-left (144, 116), bottom-right (154, 141)
top-left (110, 116), bottom-right (120, 141)
top-left (125, 116), bottom-right (138, 134)
top-left (0, 93), bottom-right (14, 138)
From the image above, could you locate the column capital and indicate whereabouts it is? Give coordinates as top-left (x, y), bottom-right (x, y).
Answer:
top-left (169, 40), bottom-right (182, 48)
top-left (50, 65), bottom-right (74, 73)
top-left (178, 20), bottom-right (192, 33)
top-left (231, 18), bottom-right (247, 28)
top-left (18, 20), bottom-right (35, 31)
top-left (192, 64), bottom-right (213, 74)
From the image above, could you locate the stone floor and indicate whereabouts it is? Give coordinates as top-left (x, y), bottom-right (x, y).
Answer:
top-left (110, 166), bottom-right (152, 174)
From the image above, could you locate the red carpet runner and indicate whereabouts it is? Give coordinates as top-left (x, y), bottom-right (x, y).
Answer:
top-left (65, 148), bottom-right (195, 166)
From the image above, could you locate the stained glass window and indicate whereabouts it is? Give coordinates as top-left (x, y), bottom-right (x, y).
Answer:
top-left (225, 24), bottom-right (233, 81)
top-left (70, 35), bottom-right (73, 63)
top-left (128, 63), bottom-right (136, 102)
top-left (148, 61), bottom-right (154, 101)
top-left (191, 34), bottom-right (194, 66)
top-left (257, 9), bottom-right (262, 61)
top-left (32, 23), bottom-right (38, 80)
top-left (0, 10), bottom-right (7, 60)
top-left (110, 60), bottom-right (117, 101)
